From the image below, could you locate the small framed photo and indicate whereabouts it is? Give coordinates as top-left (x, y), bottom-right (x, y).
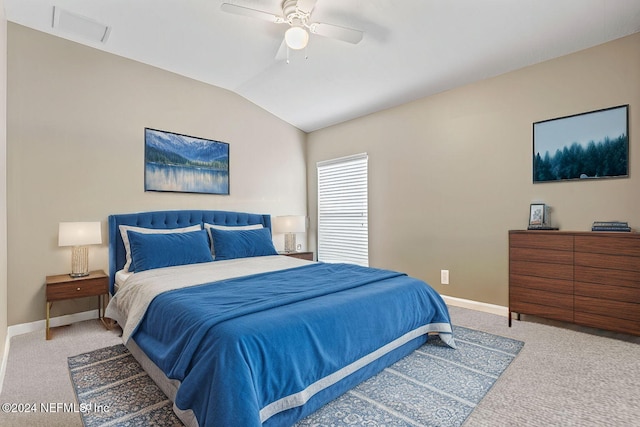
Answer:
top-left (529, 204), bottom-right (546, 227)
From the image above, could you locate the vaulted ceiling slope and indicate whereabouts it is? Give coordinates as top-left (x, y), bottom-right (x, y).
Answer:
top-left (6, 0), bottom-right (640, 132)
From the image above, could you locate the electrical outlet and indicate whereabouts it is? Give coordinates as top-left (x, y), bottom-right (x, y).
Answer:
top-left (441, 269), bottom-right (449, 285)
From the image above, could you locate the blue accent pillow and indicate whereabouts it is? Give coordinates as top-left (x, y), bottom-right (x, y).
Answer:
top-left (127, 229), bottom-right (213, 272)
top-left (210, 227), bottom-right (278, 261)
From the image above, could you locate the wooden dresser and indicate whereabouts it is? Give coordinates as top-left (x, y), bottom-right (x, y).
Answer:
top-left (509, 230), bottom-right (640, 335)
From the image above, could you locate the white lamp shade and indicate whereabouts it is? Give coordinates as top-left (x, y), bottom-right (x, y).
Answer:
top-left (285, 26), bottom-right (309, 50)
top-left (58, 222), bottom-right (102, 247)
top-left (273, 216), bottom-right (306, 234)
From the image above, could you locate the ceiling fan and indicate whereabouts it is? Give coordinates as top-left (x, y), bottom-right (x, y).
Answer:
top-left (220, 0), bottom-right (364, 52)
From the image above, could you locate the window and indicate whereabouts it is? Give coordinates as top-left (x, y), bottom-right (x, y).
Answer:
top-left (317, 153), bottom-right (368, 266)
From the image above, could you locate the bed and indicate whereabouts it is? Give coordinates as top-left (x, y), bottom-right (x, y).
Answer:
top-left (105, 209), bottom-right (454, 427)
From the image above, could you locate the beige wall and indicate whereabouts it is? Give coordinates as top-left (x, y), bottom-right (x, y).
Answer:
top-left (307, 33), bottom-right (640, 306)
top-left (1, 1), bottom-right (8, 362)
top-left (7, 23), bottom-right (307, 325)
top-left (5, 23), bottom-right (639, 326)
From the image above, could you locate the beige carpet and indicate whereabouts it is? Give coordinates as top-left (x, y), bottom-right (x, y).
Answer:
top-left (0, 321), bottom-right (122, 427)
top-left (451, 308), bottom-right (640, 426)
top-left (1, 307), bottom-right (639, 426)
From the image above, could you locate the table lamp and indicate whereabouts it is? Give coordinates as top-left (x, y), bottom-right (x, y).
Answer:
top-left (58, 222), bottom-right (102, 277)
top-left (273, 215), bottom-right (306, 253)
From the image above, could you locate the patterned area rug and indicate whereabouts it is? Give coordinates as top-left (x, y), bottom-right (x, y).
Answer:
top-left (67, 344), bottom-right (182, 427)
top-left (68, 326), bottom-right (523, 426)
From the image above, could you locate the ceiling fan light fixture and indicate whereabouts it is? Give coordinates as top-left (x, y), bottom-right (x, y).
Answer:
top-left (285, 26), bottom-right (309, 50)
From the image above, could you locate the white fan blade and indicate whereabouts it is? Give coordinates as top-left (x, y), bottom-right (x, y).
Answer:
top-left (220, 3), bottom-right (285, 24)
top-left (309, 22), bottom-right (363, 44)
top-left (296, 0), bottom-right (318, 14)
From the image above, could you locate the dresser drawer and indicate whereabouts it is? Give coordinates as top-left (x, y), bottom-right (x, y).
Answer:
top-left (510, 300), bottom-right (573, 323)
top-left (510, 286), bottom-right (573, 311)
top-left (575, 265), bottom-right (640, 288)
top-left (46, 278), bottom-right (108, 300)
top-left (575, 282), bottom-right (640, 304)
top-left (575, 295), bottom-right (640, 324)
top-left (574, 311), bottom-right (640, 335)
top-left (510, 260), bottom-right (573, 281)
top-left (575, 235), bottom-right (640, 257)
top-left (510, 233), bottom-right (573, 251)
top-left (510, 247), bottom-right (574, 265)
top-left (510, 274), bottom-right (573, 294)
top-left (575, 252), bottom-right (640, 273)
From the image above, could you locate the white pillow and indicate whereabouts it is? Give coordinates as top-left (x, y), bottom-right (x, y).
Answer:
top-left (204, 223), bottom-right (264, 257)
top-left (119, 224), bottom-right (201, 273)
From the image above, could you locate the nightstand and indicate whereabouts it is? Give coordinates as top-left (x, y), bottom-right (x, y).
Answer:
top-left (279, 251), bottom-right (314, 261)
top-left (45, 269), bottom-right (110, 340)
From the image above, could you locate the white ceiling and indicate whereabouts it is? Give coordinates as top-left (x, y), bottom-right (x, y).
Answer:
top-left (5, 0), bottom-right (640, 132)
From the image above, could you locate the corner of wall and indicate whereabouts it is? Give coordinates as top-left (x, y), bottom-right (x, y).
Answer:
top-left (0, 0), bottom-right (10, 393)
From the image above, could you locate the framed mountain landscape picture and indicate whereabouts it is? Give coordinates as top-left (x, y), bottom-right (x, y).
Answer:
top-left (144, 128), bottom-right (229, 195)
top-left (533, 105), bottom-right (628, 183)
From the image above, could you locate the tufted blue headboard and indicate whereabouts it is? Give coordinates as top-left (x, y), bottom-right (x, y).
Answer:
top-left (108, 210), bottom-right (272, 294)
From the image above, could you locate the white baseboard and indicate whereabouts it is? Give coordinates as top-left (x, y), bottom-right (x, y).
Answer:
top-left (6, 309), bottom-right (99, 338)
top-left (0, 309), bottom-right (98, 394)
top-left (441, 295), bottom-right (509, 317)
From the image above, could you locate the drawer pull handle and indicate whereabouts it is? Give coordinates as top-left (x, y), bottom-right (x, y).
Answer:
top-left (77, 287), bottom-right (81, 291)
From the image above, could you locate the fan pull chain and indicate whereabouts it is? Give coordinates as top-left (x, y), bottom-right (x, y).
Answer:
top-left (285, 45), bottom-right (309, 64)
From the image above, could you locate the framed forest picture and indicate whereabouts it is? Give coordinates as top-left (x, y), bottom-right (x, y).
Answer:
top-left (533, 105), bottom-right (628, 183)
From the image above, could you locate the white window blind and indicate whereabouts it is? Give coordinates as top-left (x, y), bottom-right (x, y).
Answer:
top-left (317, 153), bottom-right (368, 266)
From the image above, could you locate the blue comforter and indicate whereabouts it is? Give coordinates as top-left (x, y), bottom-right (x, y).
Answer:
top-left (133, 262), bottom-right (454, 427)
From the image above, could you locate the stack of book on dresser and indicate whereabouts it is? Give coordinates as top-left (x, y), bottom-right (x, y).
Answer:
top-left (591, 221), bottom-right (632, 232)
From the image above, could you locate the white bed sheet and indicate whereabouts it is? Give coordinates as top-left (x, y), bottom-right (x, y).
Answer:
top-left (114, 269), bottom-right (133, 292)
top-left (106, 255), bottom-right (313, 342)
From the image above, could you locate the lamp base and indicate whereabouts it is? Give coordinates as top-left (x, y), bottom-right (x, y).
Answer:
top-left (70, 246), bottom-right (90, 278)
top-left (284, 233), bottom-right (297, 253)
top-left (69, 272), bottom-right (90, 278)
